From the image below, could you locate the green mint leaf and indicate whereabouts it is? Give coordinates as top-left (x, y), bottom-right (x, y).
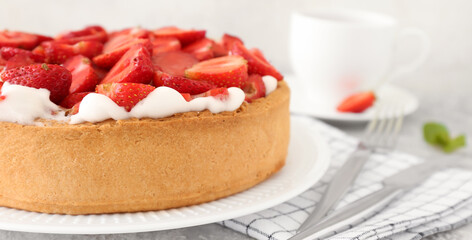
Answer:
top-left (443, 135), bottom-right (466, 153)
top-left (423, 122), bottom-right (450, 145)
top-left (423, 122), bottom-right (467, 153)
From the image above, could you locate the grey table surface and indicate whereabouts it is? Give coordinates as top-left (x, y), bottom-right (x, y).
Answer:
top-left (1, 72), bottom-right (471, 240)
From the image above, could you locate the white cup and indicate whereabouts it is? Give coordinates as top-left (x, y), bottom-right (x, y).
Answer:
top-left (289, 9), bottom-right (430, 110)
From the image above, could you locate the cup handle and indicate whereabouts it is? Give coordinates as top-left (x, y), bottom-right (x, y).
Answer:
top-left (377, 27), bottom-right (431, 88)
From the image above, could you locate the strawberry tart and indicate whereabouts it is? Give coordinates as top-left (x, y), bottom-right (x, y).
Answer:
top-left (0, 26), bottom-right (290, 214)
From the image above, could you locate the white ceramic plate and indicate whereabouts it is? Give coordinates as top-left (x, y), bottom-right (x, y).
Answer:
top-left (0, 116), bottom-right (330, 234)
top-left (288, 74), bottom-right (419, 122)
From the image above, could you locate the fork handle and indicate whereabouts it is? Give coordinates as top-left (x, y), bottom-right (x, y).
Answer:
top-left (297, 146), bottom-right (370, 232)
top-left (290, 185), bottom-right (402, 240)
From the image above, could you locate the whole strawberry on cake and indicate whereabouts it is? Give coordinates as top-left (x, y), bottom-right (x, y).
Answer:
top-left (0, 26), bottom-right (290, 214)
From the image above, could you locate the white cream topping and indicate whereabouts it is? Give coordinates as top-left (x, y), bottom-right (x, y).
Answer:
top-left (0, 82), bottom-right (66, 125)
top-left (262, 75), bottom-right (277, 96)
top-left (70, 87), bottom-right (245, 124)
top-left (0, 75), bottom-right (278, 125)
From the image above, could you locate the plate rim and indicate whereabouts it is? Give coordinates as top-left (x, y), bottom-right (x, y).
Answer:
top-left (0, 117), bottom-right (331, 234)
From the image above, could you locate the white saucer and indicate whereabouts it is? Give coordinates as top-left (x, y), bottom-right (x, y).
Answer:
top-left (0, 116), bottom-right (330, 234)
top-left (287, 75), bottom-right (419, 122)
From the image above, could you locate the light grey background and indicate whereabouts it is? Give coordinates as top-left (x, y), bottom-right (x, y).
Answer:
top-left (0, 0), bottom-right (471, 239)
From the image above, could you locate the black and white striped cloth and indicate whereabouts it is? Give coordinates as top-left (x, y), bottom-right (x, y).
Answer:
top-left (220, 116), bottom-right (472, 240)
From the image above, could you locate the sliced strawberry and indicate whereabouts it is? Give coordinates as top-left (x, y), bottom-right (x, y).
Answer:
top-left (0, 57), bottom-right (5, 72)
top-left (250, 48), bottom-right (269, 64)
top-left (181, 93), bottom-right (192, 102)
top-left (4, 54), bottom-right (36, 70)
top-left (32, 41), bottom-right (74, 64)
top-left (34, 34), bottom-right (53, 44)
top-left (153, 26), bottom-right (205, 46)
top-left (152, 51), bottom-right (198, 76)
top-left (60, 92), bottom-right (91, 108)
top-left (93, 37), bottom-right (152, 69)
top-left (212, 41), bottom-right (227, 57)
top-left (0, 30), bottom-right (39, 50)
top-left (0, 81), bottom-right (4, 100)
top-left (0, 56), bottom-right (6, 66)
top-left (109, 27), bottom-right (150, 39)
top-left (183, 38), bottom-right (214, 61)
top-left (70, 101), bottom-right (81, 115)
top-left (101, 44), bottom-right (154, 84)
top-left (93, 66), bottom-right (108, 81)
top-left (0, 63), bottom-right (72, 103)
top-left (221, 33), bottom-right (243, 51)
top-left (337, 91), bottom-right (376, 113)
top-left (96, 82), bottom-right (155, 111)
top-left (55, 25), bottom-right (108, 44)
top-left (230, 41), bottom-right (283, 81)
top-left (72, 41), bottom-right (103, 58)
top-left (151, 37), bottom-right (181, 55)
top-left (242, 74), bottom-right (266, 102)
top-left (63, 55), bottom-right (100, 94)
top-left (203, 88), bottom-right (229, 100)
top-left (154, 71), bottom-right (216, 95)
top-left (33, 40), bottom-right (102, 64)
top-left (185, 55), bottom-right (248, 88)
top-left (0, 47), bottom-right (45, 62)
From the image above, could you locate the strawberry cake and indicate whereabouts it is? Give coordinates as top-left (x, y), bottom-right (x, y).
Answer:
top-left (0, 26), bottom-right (290, 214)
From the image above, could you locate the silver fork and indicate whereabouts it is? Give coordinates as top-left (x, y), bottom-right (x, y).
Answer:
top-left (295, 103), bottom-right (405, 233)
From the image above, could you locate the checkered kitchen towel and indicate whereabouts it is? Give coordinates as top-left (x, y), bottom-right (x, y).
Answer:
top-left (221, 116), bottom-right (472, 240)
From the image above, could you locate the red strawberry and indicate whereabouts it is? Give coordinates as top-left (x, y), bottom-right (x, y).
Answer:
top-left (73, 41), bottom-right (103, 58)
top-left (34, 41), bottom-right (104, 64)
top-left (93, 37), bottom-right (152, 69)
top-left (0, 56), bottom-right (6, 66)
top-left (34, 34), bottom-right (54, 44)
top-left (183, 38), bottom-right (214, 61)
top-left (96, 83), bottom-right (155, 111)
top-left (0, 47), bottom-right (45, 62)
top-left (109, 27), bottom-right (150, 39)
top-left (60, 92), bottom-right (91, 108)
top-left (153, 26), bottom-right (205, 46)
top-left (4, 54), bottom-right (36, 70)
top-left (203, 88), bottom-right (229, 100)
top-left (181, 93), bottom-right (192, 102)
top-left (221, 33), bottom-right (243, 51)
top-left (242, 74), bottom-right (266, 102)
top-left (63, 55), bottom-right (99, 94)
top-left (230, 41), bottom-right (283, 81)
top-left (250, 48), bottom-right (269, 64)
top-left (70, 101), bottom-right (81, 115)
top-left (151, 37), bottom-right (181, 55)
top-left (185, 55), bottom-right (248, 88)
top-left (212, 41), bottom-right (227, 57)
top-left (152, 51), bottom-right (198, 76)
top-left (0, 63), bottom-right (72, 103)
top-left (154, 71), bottom-right (216, 95)
top-left (101, 44), bottom-right (154, 84)
top-left (337, 91), bottom-right (376, 113)
top-left (0, 81), bottom-right (4, 100)
top-left (0, 30), bottom-right (39, 50)
top-left (32, 41), bottom-right (74, 64)
top-left (93, 66), bottom-right (108, 81)
top-left (0, 58), bottom-right (4, 72)
top-left (55, 25), bottom-right (108, 44)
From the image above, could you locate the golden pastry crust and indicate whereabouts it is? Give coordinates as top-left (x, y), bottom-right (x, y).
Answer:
top-left (0, 81), bottom-right (290, 215)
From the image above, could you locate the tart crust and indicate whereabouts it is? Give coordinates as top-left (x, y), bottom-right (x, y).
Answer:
top-left (0, 81), bottom-right (290, 214)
